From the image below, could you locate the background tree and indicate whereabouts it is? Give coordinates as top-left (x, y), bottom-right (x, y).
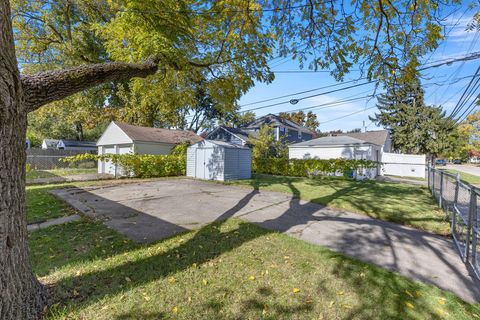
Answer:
top-left (279, 111), bottom-right (320, 131)
top-left (250, 125), bottom-right (288, 160)
top-left (370, 80), bottom-right (456, 159)
top-left (446, 110), bottom-right (480, 160)
top-left (1, 0), bottom-right (464, 318)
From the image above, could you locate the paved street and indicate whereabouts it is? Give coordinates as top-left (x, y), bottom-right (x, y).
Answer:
top-left (53, 178), bottom-right (480, 303)
top-left (446, 164), bottom-right (480, 177)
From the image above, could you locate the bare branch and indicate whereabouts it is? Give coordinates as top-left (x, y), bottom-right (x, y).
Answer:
top-left (22, 58), bottom-right (159, 112)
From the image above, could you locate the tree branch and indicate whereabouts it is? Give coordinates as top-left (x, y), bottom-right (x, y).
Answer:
top-left (21, 59), bottom-right (159, 112)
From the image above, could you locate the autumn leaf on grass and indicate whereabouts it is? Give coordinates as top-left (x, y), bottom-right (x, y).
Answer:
top-left (172, 306), bottom-right (178, 313)
top-left (125, 277), bottom-right (132, 283)
top-left (202, 279), bottom-right (208, 285)
top-left (292, 288), bottom-right (300, 293)
top-left (437, 298), bottom-right (446, 305)
top-left (405, 302), bottom-right (414, 309)
top-left (436, 308), bottom-right (449, 316)
top-left (336, 291), bottom-right (344, 296)
top-left (248, 275), bottom-right (256, 281)
top-left (168, 277), bottom-right (177, 284)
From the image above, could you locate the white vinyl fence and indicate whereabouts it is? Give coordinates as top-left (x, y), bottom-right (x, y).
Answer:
top-left (381, 152), bottom-right (426, 178)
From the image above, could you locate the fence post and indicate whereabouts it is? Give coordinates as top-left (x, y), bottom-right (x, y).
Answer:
top-left (432, 167), bottom-right (435, 196)
top-left (454, 173), bottom-right (460, 204)
top-left (439, 170), bottom-right (444, 208)
top-left (466, 189), bottom-right (475, 262)
top-left (427, 166), bottom-right (431, 189)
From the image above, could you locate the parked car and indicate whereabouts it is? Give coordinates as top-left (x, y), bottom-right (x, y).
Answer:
top-left (453, 159), bottom-right (462, 164)
top-left (435, 159), bottom-right (447, 166)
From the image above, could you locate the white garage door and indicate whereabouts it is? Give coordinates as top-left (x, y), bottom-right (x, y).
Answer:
top-left (103, 146), bottom-right (116, 175)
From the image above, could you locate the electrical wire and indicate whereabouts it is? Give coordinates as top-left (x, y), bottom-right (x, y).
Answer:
top-left (239, 81), bottom-right (375, 113)
top-left (239, 78), bottom-right (367, 107)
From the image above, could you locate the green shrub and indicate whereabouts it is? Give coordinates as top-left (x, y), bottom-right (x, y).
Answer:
top-left (61, 153), bottom-right (185, 178)
top-left (253, 157), bottom-right (378, 178)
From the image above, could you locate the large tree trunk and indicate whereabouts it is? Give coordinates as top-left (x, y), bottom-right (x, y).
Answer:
top-left (0, 1), bottom-right (48, 318)
top-left (0, 1), bottom-right (160, 318)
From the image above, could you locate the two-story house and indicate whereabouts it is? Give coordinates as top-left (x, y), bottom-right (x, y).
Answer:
top-left (207, 114), bottom-right (314, 146)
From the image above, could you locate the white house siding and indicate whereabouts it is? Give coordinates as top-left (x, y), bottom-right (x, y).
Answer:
top-left (96, 122), bottom-right (132, 145)
top-left (133, 142), bottom-right (173, 155)
top-left (186, 147), bottom-right (196, 177)
top-left (381, 152), bottom-right (426, 178)
top-left (97, 144), bottom-right (133, 175)
top-left (289, 145), bottom-right (377, 160)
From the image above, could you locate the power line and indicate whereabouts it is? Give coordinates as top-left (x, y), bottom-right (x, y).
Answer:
top-left (239, 78), bottom-right (367, 107)
top-left (456, 99), bottom-right (479, 123)
top-left (275, 94), bottom-right (374, 115)
top-left (450, 66), bottom-right (480, 118)
top-left (320, 106), bottom-right (377, 124)
top-left (240, 81), bottom-right (375, 113)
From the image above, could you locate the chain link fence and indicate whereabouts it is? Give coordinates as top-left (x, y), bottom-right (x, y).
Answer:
top-left (26, 149), bottom-right (96, 170)
top-left (428, 166), bottom-right (480, 279)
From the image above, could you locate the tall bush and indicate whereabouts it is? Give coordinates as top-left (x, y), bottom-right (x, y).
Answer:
top-left (61, 150), bottom-right (186, 178)
top-left (253, 157), bottom-right (378, 178)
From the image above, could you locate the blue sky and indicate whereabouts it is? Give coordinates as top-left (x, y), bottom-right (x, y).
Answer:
top-left (237, 8), bottom-right (480, 132)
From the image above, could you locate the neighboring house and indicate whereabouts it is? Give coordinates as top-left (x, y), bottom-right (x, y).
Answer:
top-left (96, 121), bottom-right (202, 175)
top-left (41, 139), bottom-right (60, 150)
top-left (206, 114), bottom-right (314, 146)
top-left (289, 135), bottom-right (381, 178)
top-left (57, 140), bottom-right (97, 151)
top-left (469, 150), bottom-right (480, 164)
top-left (289, 135), bottom-right (382, 162)
top-left (243, 114), bottom-right (314, 143)
top-left (289, 130), bottom-right (425, 179)
top-left (206, 126), bottom-right (253, 147)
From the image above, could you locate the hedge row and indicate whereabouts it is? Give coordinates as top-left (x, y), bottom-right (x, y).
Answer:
top-left (253, 158), bottom-right (378, 177)
top-left (61, 153), bottom-right (185, 178)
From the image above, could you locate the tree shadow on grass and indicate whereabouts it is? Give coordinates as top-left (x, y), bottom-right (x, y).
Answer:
top-left (42, 177), bottom-right (480, 318)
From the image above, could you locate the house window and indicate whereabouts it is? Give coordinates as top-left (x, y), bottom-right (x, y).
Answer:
top-left (298, 131), bottom-right (302, 139)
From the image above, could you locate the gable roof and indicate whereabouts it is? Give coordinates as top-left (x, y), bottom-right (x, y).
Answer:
top-left (114, 122), bottom-right (202, 145)
top-left (340, 130), bottom-right (389, 146)
top-left (207, 126), bottom-right (256, 143)
top-left (243, 114), bottom-right (313, 133)
top-left (290, 135), bottom-right (377, 147)
top-left (42, 139), bottom-right (60, 148)
top-left (59, 140), bottom-right (97, 148)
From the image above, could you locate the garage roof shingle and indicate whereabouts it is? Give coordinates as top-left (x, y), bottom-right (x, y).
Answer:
top-left (115, 122), bottom-right (203, 145)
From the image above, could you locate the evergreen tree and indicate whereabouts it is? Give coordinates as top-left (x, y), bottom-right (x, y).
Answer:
top-left (370, 80), bottom-right (456, 159)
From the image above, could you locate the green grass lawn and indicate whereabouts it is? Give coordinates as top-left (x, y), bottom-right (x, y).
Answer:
top-left (26, 168), bottom-right (97, 180)
top-left (445, 169), bottom-right (480, 186)
top-left (26, 184), bottom-right (77, 224)
top-left (31, 218), bottom-right (479, 320)
top-left (226, 174), bottom-right (449, 236)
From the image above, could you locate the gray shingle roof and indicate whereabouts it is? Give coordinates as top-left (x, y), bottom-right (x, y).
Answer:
top-left (60, 140), bottom-right (97, 148)
top-left (115, 122), bottom-right (203, 144)
top-left (290, 135), bottom-right (375, 147)
top-left (341, 130), bottom-right (389, 147)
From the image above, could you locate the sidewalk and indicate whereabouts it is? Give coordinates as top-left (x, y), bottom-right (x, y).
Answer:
top-left (27, 173), bottom-right (113, 185)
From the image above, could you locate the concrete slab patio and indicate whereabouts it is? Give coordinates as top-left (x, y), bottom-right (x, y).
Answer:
top-left (52, 178), bottom-right (480, 303)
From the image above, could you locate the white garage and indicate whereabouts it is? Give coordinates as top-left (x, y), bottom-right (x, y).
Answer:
top-left (97, 121), bottom-right (202, 175)
top-left (187, 140), bottom-right (251, 181)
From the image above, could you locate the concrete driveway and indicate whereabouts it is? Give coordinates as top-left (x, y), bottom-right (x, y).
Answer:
top-left (52, 178), bottom-right (480, 302)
